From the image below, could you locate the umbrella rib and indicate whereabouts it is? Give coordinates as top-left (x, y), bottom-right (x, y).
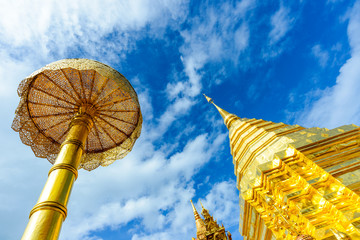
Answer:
top-left (31, 86), bottom-right (76, 106)
top-left (42, 73), bottom-right (79, 104)
top-left (86, 134), bottom-right (89, 152)
top-left (99, 112), bottom-right (136, 126)
top-left (94, 118), bottom-right (118, 146)
top-left (60, 69), bottom-right (83, 103)
top-left (96, 115), bottom-right (130, 137)
top-left (100, 109), bottom-right (137, 113)
top-left (93, 86), bottom-right (123, 106)
top-left (93, 121), bottom-right (104, 151)
top-left (91, 77), bottom-right (111, 105)
top-left (28, 101), bottom-right (75, 110)
top-left (42, 116), bottom-right (71, 132)
top-left (88, 70), bottom-right (96, 103)
top-left (56, 127), bottom-right (70, 144)
top-left (96, 96), bottom-right (132, 108)
top-left (78, 69), bottom-right (87, 102)
top-left (32, 111), bottom-right (75, 118)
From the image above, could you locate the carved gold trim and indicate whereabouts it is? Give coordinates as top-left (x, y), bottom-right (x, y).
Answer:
top-left (70, 113), bottom-right (94, 132)
top-left (29, 201), bottom-right (67, 219)
top-left (48, 163), bottom-right (78, 180)
top-left (60, 139), bottom-right (84, 151)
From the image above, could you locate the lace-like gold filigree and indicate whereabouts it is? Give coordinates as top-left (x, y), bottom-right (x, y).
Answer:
top-left (12, 59), bottom-right (142, 171)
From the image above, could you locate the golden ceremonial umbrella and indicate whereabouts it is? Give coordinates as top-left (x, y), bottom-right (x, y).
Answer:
top-left (12, 59), bottom-right (142, 240)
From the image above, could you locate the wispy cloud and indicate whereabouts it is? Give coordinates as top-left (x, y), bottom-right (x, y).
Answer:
top-left (0, 0), bottom-right (188, 64)
top-left (180, 0), bottom-right (253, 68)
top-left (157, 0), bottom-right (254, 137)
top-left (298, 1), bottom-right (360, 128)
top-left (200, 180), bottom-right (240, 228)
top-left (268, 4), bottom-right (294, 45)
top-left (131, 179), bottom-right (238, 240)
top-left (312, 44), bottom-right (329, 67)
top-left (60, 132), bottom-right (227, 239)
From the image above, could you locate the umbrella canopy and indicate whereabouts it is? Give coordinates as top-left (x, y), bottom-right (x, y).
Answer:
top-left (12, 59), bottom-right (142, 171)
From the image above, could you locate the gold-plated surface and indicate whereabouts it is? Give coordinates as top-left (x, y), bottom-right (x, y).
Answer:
top-left (296, 235), bottom-right (315, 240)
top-left (12, 58), bottom-right (142, 171)
top-left (191, 200), bottom-right (207, 240)
top-left (330, 228), bottom-right (352, 240)
top-left (205, 95), bottom-right (360, 240)
top-left (22, 113), bottom-right (92, 240)
top-left (191, 201), bottom-right (232, 240)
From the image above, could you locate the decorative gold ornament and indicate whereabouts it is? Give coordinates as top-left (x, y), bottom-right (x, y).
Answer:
top-left (296, 234), bottom-right (315, 240)
top-left (13, 59), bottom-right (142, 240)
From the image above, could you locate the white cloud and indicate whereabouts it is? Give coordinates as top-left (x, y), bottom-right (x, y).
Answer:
top-left (199, 180), bottom-right (240, 228)
top-left (0, 1), bottom-right (234, 240)
top-left (59, 132), bottom-right (227, 240)
top-left (159, 0), bottom-right (254, 138)
top-left (131, 179), bottom-right (239, 240)
top-left (298, 1), bottom-right (360, 128)
top-left (234, 23), bottom-right (250, 56)
top-left (312, 44), bottom-right (329, 67)
top-left (0, 0), bottom-right (188, 63)
top-left (180, 0), bottom-right (253, 65)
top-left (269, 5), bottom-right (294, 45)
top-left (179, 0), bottom-right (253, 84)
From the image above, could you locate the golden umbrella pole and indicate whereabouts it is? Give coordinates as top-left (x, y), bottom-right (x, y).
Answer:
top-left (13, 59), bottom-right (142, 240)
top-left (22, 108), bottom-right (93, 240)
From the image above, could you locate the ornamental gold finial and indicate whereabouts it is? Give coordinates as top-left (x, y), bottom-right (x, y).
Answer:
top-left (190, 200), bottom-right (201, 220)
top-left (203, 93), bottom-right (238, 129)
top-left (190, 200), bottom-right (197, 213)
top-left (199, 199), bottom-right (205, 209)
top-left (203, 93), bottom-right (213, 103)
top-left (190, 200), bottom-right (207, 237)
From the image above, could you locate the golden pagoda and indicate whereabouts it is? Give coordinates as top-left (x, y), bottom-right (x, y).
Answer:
top-left (204, 94), bottom-right (360, 240)
top-left (191, 200), bottom-right (232, 240)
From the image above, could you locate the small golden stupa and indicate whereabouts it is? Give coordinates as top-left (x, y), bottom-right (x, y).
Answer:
top-left (191, 200), bottom-right (232, 240)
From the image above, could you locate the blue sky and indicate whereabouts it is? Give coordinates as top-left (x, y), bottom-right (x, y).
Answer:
top-left (1, 0), bottom-right (360, 239)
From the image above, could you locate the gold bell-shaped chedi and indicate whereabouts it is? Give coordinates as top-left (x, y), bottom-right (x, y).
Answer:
top-left (203, 94), bottom-right (360, 239)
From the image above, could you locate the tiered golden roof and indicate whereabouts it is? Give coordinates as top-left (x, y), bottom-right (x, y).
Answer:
top-left (204, 95), bottom-right (360, 240)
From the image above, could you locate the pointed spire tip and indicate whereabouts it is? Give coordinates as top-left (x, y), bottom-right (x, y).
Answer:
top-left (203, 93), bottom-right (213, 104)
top-left (190, 199), bottom-right (197, 212)
top-left (199, 199), bottom-right (205, 209)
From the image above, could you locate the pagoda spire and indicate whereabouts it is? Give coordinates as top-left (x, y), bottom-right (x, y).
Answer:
top-left (192, 200), bottom-right (232, 240)
top-left (199, 199), bottom-right (205, 210)
top-left (190, 200), bottom-right (207, 239)
top-left (203, 94), bottom-right (238, 129)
